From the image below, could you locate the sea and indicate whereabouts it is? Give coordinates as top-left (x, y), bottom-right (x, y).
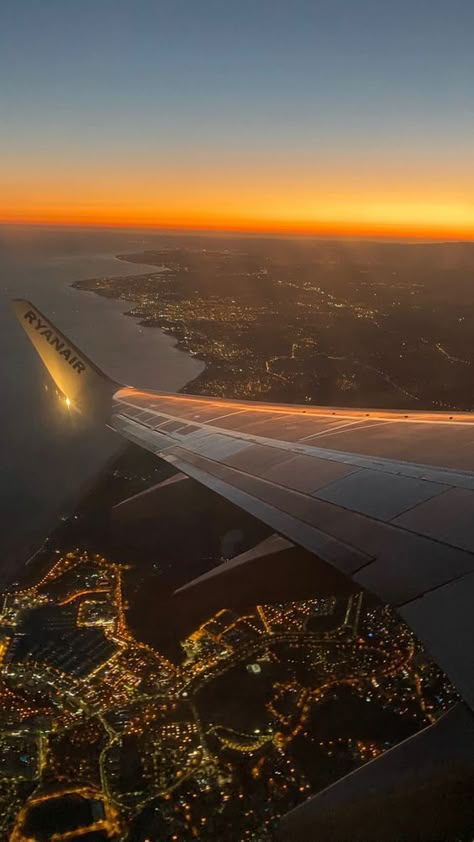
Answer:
top-left (0, 225), bottom-right (204, 582)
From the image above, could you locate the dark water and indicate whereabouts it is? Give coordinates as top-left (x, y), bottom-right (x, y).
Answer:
top-left (0, 225), bottom-right (204, 580)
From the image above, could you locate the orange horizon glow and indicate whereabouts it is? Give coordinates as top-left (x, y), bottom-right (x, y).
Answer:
top-left (3, 157), bottom-right (474, 241)
top-left (2, 211), bottom-right (474, 241)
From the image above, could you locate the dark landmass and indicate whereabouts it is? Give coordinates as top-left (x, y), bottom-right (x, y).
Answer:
top-left (74, 236), bottom-right (474, 410)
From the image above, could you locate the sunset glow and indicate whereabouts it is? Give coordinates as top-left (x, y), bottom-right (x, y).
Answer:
top-left (3, 201), bottom-right (474, 241)
top-left (3, 170), bottom-right (474, 240)
top-left (2, 1), bottom-right (474, 241)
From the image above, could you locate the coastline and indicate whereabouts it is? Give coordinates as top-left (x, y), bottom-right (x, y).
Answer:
top-left (72, 263), bottom-right (211, 395)
top-left (70, 262), bottom-right (206, 394)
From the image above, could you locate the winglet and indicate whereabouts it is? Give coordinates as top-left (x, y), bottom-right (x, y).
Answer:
top-left (12, 299), bottom-right (120, 416)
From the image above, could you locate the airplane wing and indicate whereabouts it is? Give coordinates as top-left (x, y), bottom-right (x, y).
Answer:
top-left (12, 299), bottom-right (474, 837)
top-left (12, 298), bottom-right (474, 706)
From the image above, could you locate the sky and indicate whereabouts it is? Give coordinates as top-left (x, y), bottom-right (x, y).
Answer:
top-left (1, 0), bottom-right (474, 238)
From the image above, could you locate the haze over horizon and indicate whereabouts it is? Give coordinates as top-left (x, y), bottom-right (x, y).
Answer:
top-left (1, 0), bottom-right (474, 239)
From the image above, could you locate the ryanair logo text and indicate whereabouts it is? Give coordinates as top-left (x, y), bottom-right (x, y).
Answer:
top-left (24, 310), bottom-right (86, 374)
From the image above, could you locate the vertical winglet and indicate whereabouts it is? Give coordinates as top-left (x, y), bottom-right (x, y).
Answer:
top-left (12, 299), bottom-right (120, 417)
